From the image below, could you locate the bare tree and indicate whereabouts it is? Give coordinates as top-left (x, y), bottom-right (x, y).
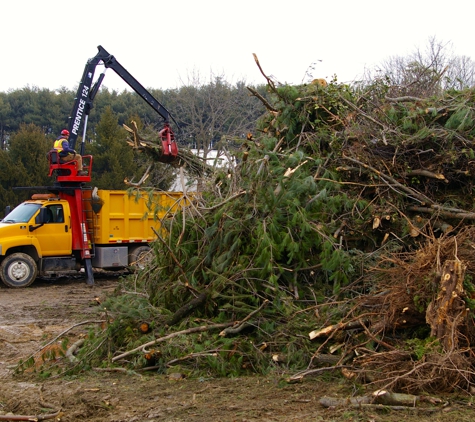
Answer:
top-left (445, 54), bottom-right (475, 89)
top-left (364, 37), bottom-right (475, 96)
top-left (171, 71), bottom-right (264, 161)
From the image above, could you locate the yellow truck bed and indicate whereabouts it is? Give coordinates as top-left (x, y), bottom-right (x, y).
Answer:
top-left (89, 190), bottom-right (187, 244)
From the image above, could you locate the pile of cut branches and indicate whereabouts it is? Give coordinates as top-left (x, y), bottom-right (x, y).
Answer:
top-left (45, 68), bottom-right (475, 396)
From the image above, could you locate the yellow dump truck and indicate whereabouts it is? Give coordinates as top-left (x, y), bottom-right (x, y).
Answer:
top-left (0, 189), bottom-right (188, 288)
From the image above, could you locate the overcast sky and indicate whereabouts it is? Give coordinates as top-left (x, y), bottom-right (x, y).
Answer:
top-left (1, 0), bottom-right (473, 93)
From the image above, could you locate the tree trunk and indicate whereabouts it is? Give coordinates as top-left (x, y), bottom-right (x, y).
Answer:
top-left (425, 260), bottom-right (468, 351)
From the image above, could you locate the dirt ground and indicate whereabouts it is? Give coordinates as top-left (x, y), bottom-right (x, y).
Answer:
top-left (1, 276), bottom-right (474, 422)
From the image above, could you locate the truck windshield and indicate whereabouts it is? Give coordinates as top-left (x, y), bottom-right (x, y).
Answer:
top-left (1, 203), bottom-right (42, 223)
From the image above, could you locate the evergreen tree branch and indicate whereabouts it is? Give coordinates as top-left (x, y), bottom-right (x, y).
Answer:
top-left (152, 227), bottom-right (191, 285)
top-left (197, 190), bottom-right (247, 211)
top-left (111, 322), bottom-right (235, 362)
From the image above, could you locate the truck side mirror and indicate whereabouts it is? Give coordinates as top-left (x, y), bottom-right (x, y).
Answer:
top-left (30, 208), bottom-right (50, 232)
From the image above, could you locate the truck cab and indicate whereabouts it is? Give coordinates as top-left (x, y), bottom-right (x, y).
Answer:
top-left (0, 195), bottom-right (75, 287)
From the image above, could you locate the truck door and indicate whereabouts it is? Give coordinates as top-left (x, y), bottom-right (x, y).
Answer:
top-left (34, 204), bottom-right (72, 256)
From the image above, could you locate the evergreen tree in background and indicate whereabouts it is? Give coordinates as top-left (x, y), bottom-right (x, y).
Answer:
top-left (0, 148), bottom-right (21, 212)
top-left (12, 124), bottom-right (50, 187)
top-left (0, 123), bottom-right (51, 213)
top-left (88, 107), bottom-right (134, 190)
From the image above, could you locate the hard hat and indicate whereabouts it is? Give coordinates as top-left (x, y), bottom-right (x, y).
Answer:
top-left (61, 129), bottom-right (69, 136)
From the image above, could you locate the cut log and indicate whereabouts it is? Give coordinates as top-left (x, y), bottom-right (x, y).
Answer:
top-left (309, 319), bottom-right (368, 340)
top-left (319, 397), bottom-right (443, 412)
top-left (372, 390), bottom-right (419, 406)
top-left (319, 396), bottom-right (371, 407)
top-left (0, 410), bottom-right (63, 421)
top-left (425, 259), bottom-right (468, 351)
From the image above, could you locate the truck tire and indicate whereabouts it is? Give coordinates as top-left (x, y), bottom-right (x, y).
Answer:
top-left (129, 245), bottom-right (152, 269)
top-left (0, 253), bottom-right (38, 288)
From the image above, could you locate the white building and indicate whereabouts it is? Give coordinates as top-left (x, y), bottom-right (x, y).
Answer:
top-left (170, 149), bottom-right (233, 191)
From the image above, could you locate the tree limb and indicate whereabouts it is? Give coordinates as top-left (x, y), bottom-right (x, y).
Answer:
top-left (0, 410), bottom-right (63, 421)
top-left (19, 320), bottom-right (105, 369)
top-left (288, 365), bottom-right (351, 383)
top-left (252, 53), bottom-right (277, 93)
top-left (405, 169), bottom-right (447, 182)
top-left (407, 205), bottom-right (475, 220)
top-left (197, 190), bottom-right (247, 211)
top-left (124, 164), bottom-right (152, 187)
top-left (247, 86), bottom-right (278, 113)
top-left (112, 322), bottom-right (234, 362)
top-left (166, 292), bottom-right (209, 327)
top-left (219, 299), bottom-right (269, 336)
top-left (343, 155), bottom-right (433, 205)
top-left (152, 227), bottom-right (191, 285)
top-left (385, 96), bottom-right (424, 102)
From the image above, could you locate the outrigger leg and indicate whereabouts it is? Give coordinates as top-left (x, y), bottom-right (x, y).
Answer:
top-left (84, 258), bottom-right (95, 286)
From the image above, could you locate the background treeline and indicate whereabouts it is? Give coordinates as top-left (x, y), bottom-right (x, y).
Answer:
top-left (0, 77), bottom-right (267, 213)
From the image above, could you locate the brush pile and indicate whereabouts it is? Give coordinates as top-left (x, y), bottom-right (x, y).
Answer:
top-left (62, 71), bottom-right (475, 395)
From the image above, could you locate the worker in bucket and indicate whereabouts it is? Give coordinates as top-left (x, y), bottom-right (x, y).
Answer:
top-left (53, 129), bottom-right (87, 176)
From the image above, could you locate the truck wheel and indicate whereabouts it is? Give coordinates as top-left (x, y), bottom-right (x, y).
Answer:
top-left (129, 246), bottom-right (152, 269)
top-left (0, 253), bottom-right (38, 288)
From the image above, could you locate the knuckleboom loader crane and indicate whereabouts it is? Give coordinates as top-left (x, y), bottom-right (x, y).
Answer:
top-left (0, 46), bottom-right (182, 288)
top-left (68, 45), bottom-right (178, 161)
